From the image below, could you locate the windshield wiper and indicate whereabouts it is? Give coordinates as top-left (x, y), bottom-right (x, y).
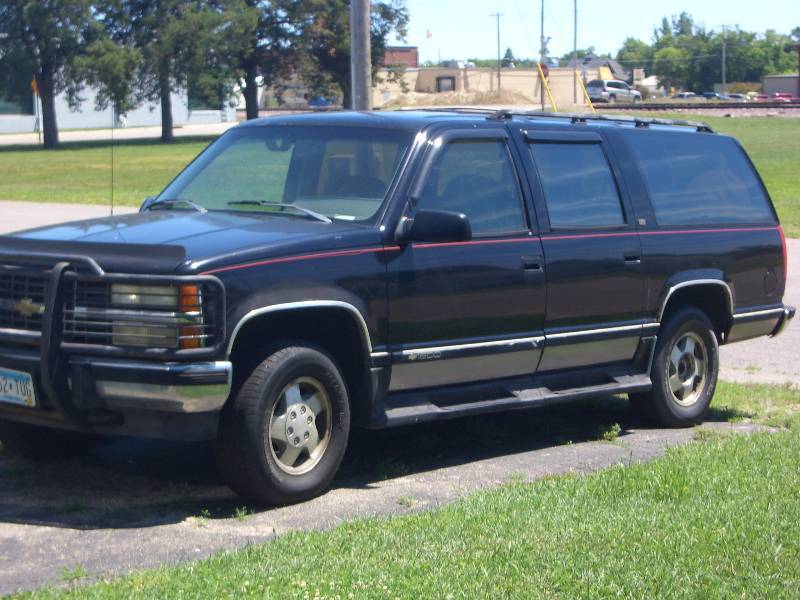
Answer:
top-left (226, 200), bottom-right (332, 224)
top-left (147, 198), bottom-right (208, 213)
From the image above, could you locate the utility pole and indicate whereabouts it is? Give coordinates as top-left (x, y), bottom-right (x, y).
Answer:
top-left (491, 12), bottom-right (503, 90)
top-left (350, 0), bottom-right (372, 111)
top-left (540, 0), bottom-right (545, 109)
top-left (573, 0), bottom-right (578, 104)
top-left (721, 24), bottom-right (727, 97)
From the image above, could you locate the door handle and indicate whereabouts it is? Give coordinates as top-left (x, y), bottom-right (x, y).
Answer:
top-left (623, 253), bottom-right (642, 265)
top-left (522, 255), bottom-right (544, 272)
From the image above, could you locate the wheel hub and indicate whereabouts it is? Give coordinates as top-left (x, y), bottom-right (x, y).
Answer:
top-left (667, 332), bottom-right (708, 407)
top-left (285, 403), bottom-right (316, 448)
top-left (267, 377), bottom-right (332, 475)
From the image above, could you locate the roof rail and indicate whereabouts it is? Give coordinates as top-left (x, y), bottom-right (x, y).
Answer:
top-left (402, 106), bottom-right (714, 133)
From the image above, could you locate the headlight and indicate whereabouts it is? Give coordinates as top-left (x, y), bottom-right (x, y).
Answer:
top-left (111, 284), bottom-right (178, 309)
top-left (110, 284), bottom-right (202, 349)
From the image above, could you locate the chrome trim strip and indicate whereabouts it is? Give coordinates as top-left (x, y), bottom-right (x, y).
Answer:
top-left (227, 301), bottom-right (372, 356)
top-left (770, 306), bottom-right (795, 338)
top-left (370, 351), bottom-right (390, 359)
top-left (547, 324), bottom-right (642, 340)
top-left (92, 360), bottom-right (232, 413)
top-left (732, 307), bottom-right (785, 320)
top-left (397, 336), bottom-right (544, 357)
top-left (658, 279), bottom-right (733, 322)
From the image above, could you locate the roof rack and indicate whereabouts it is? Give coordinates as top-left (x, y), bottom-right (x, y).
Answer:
top-left (402, 106), bottom-right (714, 133)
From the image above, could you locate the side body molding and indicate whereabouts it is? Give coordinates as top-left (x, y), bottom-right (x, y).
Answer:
top-left (226, 301), bottom-right (374, 357)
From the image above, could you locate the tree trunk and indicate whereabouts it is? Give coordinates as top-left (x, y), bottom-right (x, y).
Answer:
top-left (244, 62), bottom-right (260, 120)
top-left (159, 73), bottom-right (174, 143)
top-left (38, 67), bottom-right (59, 149)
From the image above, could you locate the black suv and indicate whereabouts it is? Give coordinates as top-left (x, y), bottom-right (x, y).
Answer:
top-left (0, 110), bottom-right (794, 504)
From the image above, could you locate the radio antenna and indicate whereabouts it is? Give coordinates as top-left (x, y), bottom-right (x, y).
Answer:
top-left (110, 105), bottom-right (115, 216)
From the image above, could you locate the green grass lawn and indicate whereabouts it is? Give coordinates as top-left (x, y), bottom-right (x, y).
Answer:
top-left (0, 115), bottom-right (798, 235)
top-left (0, 137), bottom-right (214, 208)
top-left (20, 382), bottom-right (800, 599)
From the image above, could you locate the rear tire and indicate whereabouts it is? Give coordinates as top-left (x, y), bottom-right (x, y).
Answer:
top-left (630, 306), bottom-right (719, 427)
top-left (0, 420), bottom-right (100, 460)
top-left (216, 342), bottom-right (350, 505)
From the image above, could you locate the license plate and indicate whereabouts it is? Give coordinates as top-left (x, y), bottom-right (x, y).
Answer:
top-left (0, 367), bottom-right (36, 407)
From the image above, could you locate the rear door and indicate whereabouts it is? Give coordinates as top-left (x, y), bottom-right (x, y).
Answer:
top-left (519, 129), bottom-right (646, 372)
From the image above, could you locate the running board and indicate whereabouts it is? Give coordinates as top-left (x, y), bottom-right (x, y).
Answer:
top-left (380, 373), bottom-right (651, 428)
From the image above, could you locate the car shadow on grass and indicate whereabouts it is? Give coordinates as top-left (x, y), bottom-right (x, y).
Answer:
top-left (0, 395), bottom-right (749, 531)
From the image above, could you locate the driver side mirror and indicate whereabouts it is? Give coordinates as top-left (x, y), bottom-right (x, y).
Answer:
top-left (396, 209), bottom-right (472, 244)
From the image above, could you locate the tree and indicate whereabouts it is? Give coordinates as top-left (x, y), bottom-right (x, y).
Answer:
top-left (300, 0), bottom-right (408, 109)
top-left (501, 47), bottom-right (515, 68)
top-left (74, 37), bottom-right (142, 117)
top-left (223, 0), bottom-right (304, 120)
top-left (101, 0), bottom-right (240, 142)
top-left (0, 1), bottom-right (94, 148)
top-left (616, 38), bottom-right (652, 70)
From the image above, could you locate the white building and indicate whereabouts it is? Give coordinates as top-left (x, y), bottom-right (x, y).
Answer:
top-left (0, 86), bottom-right (236, 134)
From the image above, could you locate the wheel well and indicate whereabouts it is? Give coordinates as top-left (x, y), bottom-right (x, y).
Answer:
top-left (228, 308), bottom-right (370, 402)
top-left (661, 284), bottom-right (732, 340)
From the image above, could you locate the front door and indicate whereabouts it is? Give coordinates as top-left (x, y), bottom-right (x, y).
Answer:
top-left (386, 130), bottom-right (546, 391)
top-left (520, 129), bottom-right (646, 372)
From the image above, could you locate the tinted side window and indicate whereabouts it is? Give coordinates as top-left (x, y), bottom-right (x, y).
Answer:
top-left (417, 140), bottom-right (526, 235)
top-left (627, 131), bottom-right (776, 226)
top-left (531, 143), bottom-right (626, 229)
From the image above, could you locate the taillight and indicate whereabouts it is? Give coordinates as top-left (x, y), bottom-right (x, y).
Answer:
top-left (779, 226), bottom-right (788, 284)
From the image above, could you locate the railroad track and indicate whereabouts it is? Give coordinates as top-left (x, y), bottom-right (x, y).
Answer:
top-left (596, 102), bottom-right (800, 111)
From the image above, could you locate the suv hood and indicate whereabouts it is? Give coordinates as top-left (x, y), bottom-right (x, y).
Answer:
top-left (1, 210), bottom-right (378, 275)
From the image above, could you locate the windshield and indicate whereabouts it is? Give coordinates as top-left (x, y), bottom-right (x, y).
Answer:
top-left (158, 125), bottom-right (414, 223)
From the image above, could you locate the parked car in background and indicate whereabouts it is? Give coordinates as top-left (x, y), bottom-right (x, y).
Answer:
top-left (0, 109), bottom-right (793, 504)
top-left (726, 93), bottom-right (748, 102)
top-left (587, 80), bottom-right (642, 104)
top-left (702, 92), bottom-right (724, 100)
top-left (672, 92), bottom-right (697, 100)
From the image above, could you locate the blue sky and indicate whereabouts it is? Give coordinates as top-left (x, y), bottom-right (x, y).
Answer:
top-left (391, 0), bottom-right (798, 63)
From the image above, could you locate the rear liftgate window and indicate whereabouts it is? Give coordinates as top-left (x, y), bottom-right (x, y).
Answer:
top-left (627, 131), bottom-right (776, 226)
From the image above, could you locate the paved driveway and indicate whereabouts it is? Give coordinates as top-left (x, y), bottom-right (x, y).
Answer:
top-left (0, 202), bottom-right (795, 594)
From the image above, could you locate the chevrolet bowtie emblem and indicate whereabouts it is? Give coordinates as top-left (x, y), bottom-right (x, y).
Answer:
top-left (14, 298), bottom-right (45, 319)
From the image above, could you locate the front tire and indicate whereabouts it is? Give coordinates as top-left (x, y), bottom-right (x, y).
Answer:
top-left (216, 343), bottom-right (350, 505)
top-left (630, 306), bottom-right (719, 427)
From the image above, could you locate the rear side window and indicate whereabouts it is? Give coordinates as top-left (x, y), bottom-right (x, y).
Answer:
top-left (531, 143), bottom-right (626, 229)
top-left (627, 132), bottom-right (775, 226)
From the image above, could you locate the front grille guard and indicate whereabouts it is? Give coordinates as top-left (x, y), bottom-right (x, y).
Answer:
top-left (0, 250), bottom-right (226, 422)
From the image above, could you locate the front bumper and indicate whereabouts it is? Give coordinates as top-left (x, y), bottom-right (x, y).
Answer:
top-left (0, 347), bottom-right (231, 440)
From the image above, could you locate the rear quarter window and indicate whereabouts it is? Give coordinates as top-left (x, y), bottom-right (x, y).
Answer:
top-left (627, 131), bottom-right (775, 226)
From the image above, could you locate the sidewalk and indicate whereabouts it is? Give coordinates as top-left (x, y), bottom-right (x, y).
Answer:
top-left (0, 201), bottom-right (136, 234)
top-left (0, 122), bottom-right (237, 147)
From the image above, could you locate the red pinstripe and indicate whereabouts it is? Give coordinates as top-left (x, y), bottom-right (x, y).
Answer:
top-left (201, 226), bottom-right (781, 275)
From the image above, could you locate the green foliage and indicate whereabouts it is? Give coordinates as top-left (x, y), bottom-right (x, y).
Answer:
top-left (73, 38), bottom-right (142, 115)
top-left (299, 0), bottom-right (409, 107)
top-left (610, 13), bottom-right (797, 92)
top-left (0, 1), bottom-right (96, 147)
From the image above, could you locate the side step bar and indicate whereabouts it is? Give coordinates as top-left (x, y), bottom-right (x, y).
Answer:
top-left (381, 373), bottom-right (651, 428)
